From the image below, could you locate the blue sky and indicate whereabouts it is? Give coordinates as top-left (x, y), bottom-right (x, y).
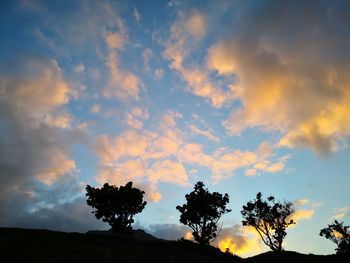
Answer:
top-left (1, 0), bottom-right (350, 257)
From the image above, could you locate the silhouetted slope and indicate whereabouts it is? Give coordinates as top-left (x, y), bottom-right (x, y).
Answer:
top-left (0, 228), bottom-right (240, 263)
top-left (87, 228), bottom-right (162, 241)
top-left (246, 250), bottom-right (348, 263)
top-left (0, 228), bottom-right (348, 263)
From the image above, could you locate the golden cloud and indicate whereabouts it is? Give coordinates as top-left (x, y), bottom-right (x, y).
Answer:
top-left (94, 108), bottom-right (288, 200)
top-left (149, 160), bottom-right (189, 186)
top-left (36, 150), bottom-right (76, 185)
top-left (208, 5), bottom-right (350, 156)
top-left (163, 10), bottom-right (236, 108)
top-left (0, 57), bottom-right (76, 187)
top-left (104, 51), bottom-right (141, 100)
top-left (214, 225), bottom-right (263, 257)
top-left (288, 209), bottom-right (314, 225)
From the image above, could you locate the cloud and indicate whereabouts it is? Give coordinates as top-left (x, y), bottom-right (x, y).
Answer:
top-left (213, 225), bottom-right (263, 257)
top-left (142, 48), bottom-right (153, 71)
top-left (125, 107), bottom-right (149, 130)
top-left (154, 68), bottom-right (164, 80)
top-left (104, 51), bottom-right (142, 100)
top-left (332, 207), bottom-right (350, 220)
top-left (295, 199), bottom-right (310, 206)
top-left (149, 160), bottom-right (189, 186)
top-left (74, 63), bottom-right (85, 73)
top-left (286, 198), bottom-right (315, 225)
top-left (105, 31), bottom-right (127, 50)
top-left (0, 57), bottom-right (88, 229)
top-left (289, 209), bottom-right (314, 223)
top-left (178, 141), bottom-right (288, 183)
top-left (0, 57), bottom-right (76, 191)
top-left (93, 111), bottom-right (186, 201)
top-left (1, 58), bottom-right (70, 117)
top-left (24, 0), bottom-right (123, 51)
top-left (103, 20), bottom-right (142, 100)
top-left (212, 1), bottom-right (350, 155)
top-left (133, 7), bottom-right (141, 25)
top-left (163, 10), bottom-right (236, 108)
top-left (43, 112), bottom-right (72, 129)
top-left (94, 106), bottom-right (288, 198)
top-left (187, 124), bottom-right (220, 143)
top-left (35, 150), bottom-right (76, 185)
top-left (90, 104), bottom-right (100, 113)
top-left (146, 223), bottom-right (191, 240)
top-left (146, 223), bottom-right (263, 257)
top-left (184, 10), bottom-right (206, 39)
top-left (0, 176), bottom-right (106, 233)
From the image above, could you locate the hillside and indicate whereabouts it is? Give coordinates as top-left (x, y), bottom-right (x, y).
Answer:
top-left (0, 228), bottom-right (347, 263)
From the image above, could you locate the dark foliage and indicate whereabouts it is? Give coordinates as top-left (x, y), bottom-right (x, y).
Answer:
top-left (176, 181), bottom-right (231, 245)
top-left (241, 192), bottom-right (295, 251)
top-left (86, 182), bottom-right (146, 234)
top-left (320, 220), bottom-right (350, 254)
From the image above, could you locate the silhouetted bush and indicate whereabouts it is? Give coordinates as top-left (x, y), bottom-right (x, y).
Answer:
top-left (320, 220), bottom-right (350, 254)
top-left (176, 181), bottom-right (231, 245)
top-left (86, 182), bottom-right (146, 235)
top-left (241, 192), bottom-right (294, 251)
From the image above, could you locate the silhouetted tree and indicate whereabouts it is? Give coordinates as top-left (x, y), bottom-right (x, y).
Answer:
top-left (320, 220), bottom-right (350, 254)
top-left (86, 182), bottom-right (146, 235)
top-left (176, 181), bottom-right (231, 245)
top-left (241, 192), bottom-right (295, 251)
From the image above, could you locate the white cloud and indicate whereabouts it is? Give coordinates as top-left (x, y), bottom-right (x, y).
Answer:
top-left (74, 63), bottom-right (85, 73)
top-left (154, 68), bottom-right (164, 80)
top-left (133, 7), bottom-right (141, 25)
top-left (332, 207), bottom-right (350, 220)
top-left (187, 124), bottom-right (220, 143)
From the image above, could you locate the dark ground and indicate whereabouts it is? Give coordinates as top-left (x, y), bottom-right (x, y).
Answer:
top-left (0, 228), bottom-right (348, 263)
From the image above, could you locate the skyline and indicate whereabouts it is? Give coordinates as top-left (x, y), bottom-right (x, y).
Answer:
top-left (0, 0), bottom-right (350, 257)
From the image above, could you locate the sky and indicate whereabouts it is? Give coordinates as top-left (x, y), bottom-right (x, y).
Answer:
top-left (0, 0), bottom-right (350, 257)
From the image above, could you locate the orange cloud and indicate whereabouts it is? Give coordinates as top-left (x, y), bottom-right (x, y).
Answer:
top-left (94, 111), bottom-right (188, 201)
top-left (289, 209), bottom-right (314, 222)
top-left (105, 31), bottom-right (126, 50)
top-left (3, 59), bottom-right (70, 117)
top-left (36, 150), bottom-right (76, 185)
top-left (185, 11), bottom-right (206, 39)
top-left (1, 57), bottom-right (77, 187)
top-left (149, 160), bottom-right (189, 186)
top-left (163, 10), bottom-right (236, 108)
top-left (125, 107), bottom-right (149, 130)
top-left (104, 51), bottom-right (141, 100)
top-left (208, 11), bottom-right (350, 156)
top-left (94, 109), bottom-right (288, 199)
top-left (214, 225), bottom-right (263, 257)
top-left (183, 230), bottom-right (193, 240)
top-left (43, 112), bottom-right (71, 129)
top-left (103, 19), bottom-right (142, 100)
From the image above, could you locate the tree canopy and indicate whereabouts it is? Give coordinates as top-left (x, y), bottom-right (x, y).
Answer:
top-left (176, 181), bottom-right (231, 245)
top-left (320, 220), bottom-right (350, 254)
top-left (241, 192), bottom-right (295, 251)
top-left (86, 182), bottom-right (147, 235)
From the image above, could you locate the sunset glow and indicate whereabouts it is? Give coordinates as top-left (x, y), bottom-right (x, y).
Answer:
top-left (1, 0), bottom-right (349, 257)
